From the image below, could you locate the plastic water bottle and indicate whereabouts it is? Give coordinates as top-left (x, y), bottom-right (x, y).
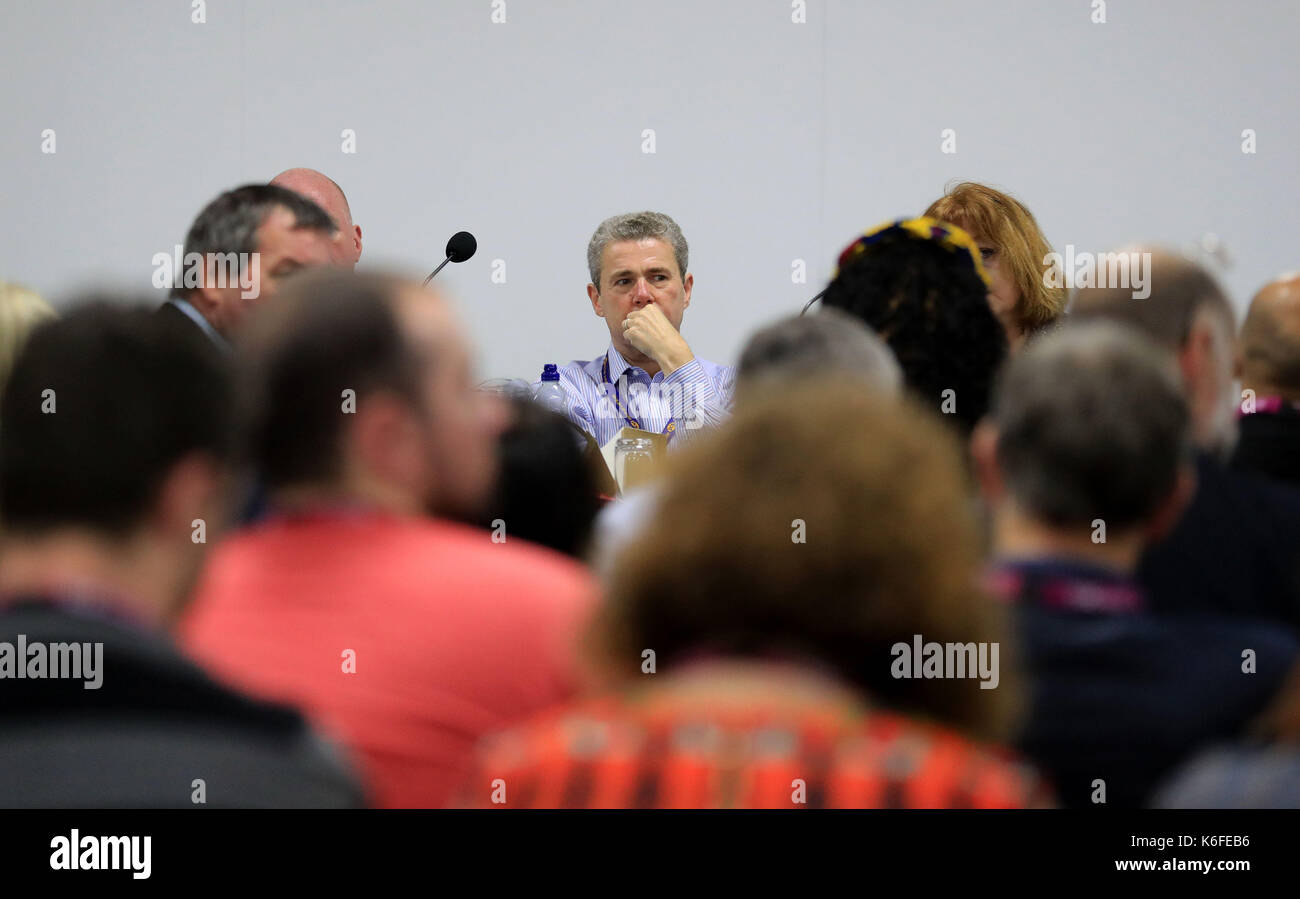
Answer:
top-left (533, 363), bottom-right (567, 415)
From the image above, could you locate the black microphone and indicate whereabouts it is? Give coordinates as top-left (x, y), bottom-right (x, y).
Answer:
top-left (422, 231), bottom-right (478, 285)
top-left (799, 287), bottom-right (828, 315)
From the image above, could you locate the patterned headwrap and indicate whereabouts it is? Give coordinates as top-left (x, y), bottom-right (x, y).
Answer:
top-left (834, 216), bottom-right (992, 288)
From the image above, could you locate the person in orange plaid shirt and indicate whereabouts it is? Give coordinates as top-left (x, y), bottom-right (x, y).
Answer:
top-left (459, 378), bottom-right (1051, 809)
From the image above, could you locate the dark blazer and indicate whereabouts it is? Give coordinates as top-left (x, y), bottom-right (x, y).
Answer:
top-left (154, 299), bottom-right (224, 363)
top-left (0, 599), bottom-right (366, 808)
top-left (1000, 559), bottom-right (1299, 808)
top-left (1138, 452), bottom-right (1300, 630)
top-left (1231, 407), bottom-right (1300, 489)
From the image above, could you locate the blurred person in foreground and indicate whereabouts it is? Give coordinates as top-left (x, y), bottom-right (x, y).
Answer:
top-left (477, 392), bottom-right (604, 559)
top-left (0, 282), bottom-right (57, 401)
top-left (460, 380), bottom-right (1048, 808)
top-left (588, 308), bottom-right (902, 573)
top-left (821, 217), bottom-right (1007, 437)
top-left (0, 304), bottom-right (362, 807)
top-left (924, 182), bottom-right (1065, 351)
top-left (972, 322), bottom-right (1299, 807)
top-left (1153, 742), bottom-right (1300, 808)
top-left (730, 307), bottom-right (903, 404)
top-left (180, 269), bottom-right (598, 808)
top-left (158, 184), bottom-right (338, 355)
top-left (1153, 657), bottom-right (1300, 807)
top-left (1070, 250), bottom-right (1300, 629)
top-left (1232, 272), bottom-right (1300, 488)
top-left (270, 167), bottom-right (363, 269)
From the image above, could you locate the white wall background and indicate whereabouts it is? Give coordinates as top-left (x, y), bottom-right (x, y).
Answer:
top-left (3, 0), bottom-right (1297, 380)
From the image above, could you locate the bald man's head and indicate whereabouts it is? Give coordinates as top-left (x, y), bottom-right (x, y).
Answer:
top-left (270, 168), bottom-right (362, 268)
top-left (1069, 248), bottom-right (1239, 453)
top-left (1069, 249), bottom-right (1234, 350)
top-left (1240, 273), bottom-right (1300, 401)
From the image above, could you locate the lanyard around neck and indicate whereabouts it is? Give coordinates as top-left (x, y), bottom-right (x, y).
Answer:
top-left (603, 352), bottom-right (677, 441)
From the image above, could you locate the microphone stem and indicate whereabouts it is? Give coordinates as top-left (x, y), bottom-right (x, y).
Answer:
top-left (423, 256), bottom-right (452, 286)
top-left (800, 288), bottom-right (828, 315)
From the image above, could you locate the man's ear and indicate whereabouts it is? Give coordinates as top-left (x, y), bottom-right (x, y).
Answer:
top-left (1179, 315), bottom-right (1219, 391)
top-left (353, 224), bottom-right (363, 258)
top-left (152, 453), bottom-right (224, 539)
top-left (682, 272), bottom-right (693, 310)
top-left (1145, 462), bottom-right (1197, 544)
top-left (349, 391), bottom-right (426, 490)
top-left (587, 283), bottom-right (604, 317)
top-left (969, 420), bottom-right (1005, 504)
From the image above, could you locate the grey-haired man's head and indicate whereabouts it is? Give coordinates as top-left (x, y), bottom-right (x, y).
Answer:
top-left (973, 322), bottom-right (1195, 557)
top-left (174, 183), bottom-right (338, 338)
top-left (587, 211), bottom-right (688, 289)
top-left (735, 309), bottom-right (903, 405)
top-left (585, 211), bottom-right (694, 368)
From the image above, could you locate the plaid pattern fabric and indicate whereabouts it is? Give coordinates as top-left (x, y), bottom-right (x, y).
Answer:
top-left (460, 696), bottom-right (1047, 809)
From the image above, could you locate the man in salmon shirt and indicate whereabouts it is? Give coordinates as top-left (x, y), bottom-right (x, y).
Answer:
top-left (181, 269), bottom-right (597, 808)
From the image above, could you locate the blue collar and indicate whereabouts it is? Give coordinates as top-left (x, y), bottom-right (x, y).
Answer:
top-left (167, 297), bottom-right (231, 353)
top-left (605, 344), bottom-right (663, 382)
top-left (606, 344), bottom-right (634, 381)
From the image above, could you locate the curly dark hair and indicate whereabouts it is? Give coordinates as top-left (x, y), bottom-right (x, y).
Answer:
top-left (594, 379), bottom-right (1019, 742)
top-left (821, 234), bottom-right (1007, 434)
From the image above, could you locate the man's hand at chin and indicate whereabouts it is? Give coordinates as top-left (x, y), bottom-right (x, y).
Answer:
top-left (623, 304), bottom-right (695, 375)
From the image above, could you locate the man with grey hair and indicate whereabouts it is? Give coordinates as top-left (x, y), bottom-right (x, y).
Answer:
top-left (1069, 249), bottom-right (1300, 629)
top-left (158, 184), bottom-right (337, 353)
top-left (972, 322), bottom-right (1298, 807)
top-left (734, 308), bottom-right (902, 404)
top-left (544, 211), bottom-right (735, 448)
top-left (270, 168), bottom-right (363, 269)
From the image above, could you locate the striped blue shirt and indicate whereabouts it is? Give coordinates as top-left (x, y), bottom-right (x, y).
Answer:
top-left (542, 344), bottom-right (736, 449)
